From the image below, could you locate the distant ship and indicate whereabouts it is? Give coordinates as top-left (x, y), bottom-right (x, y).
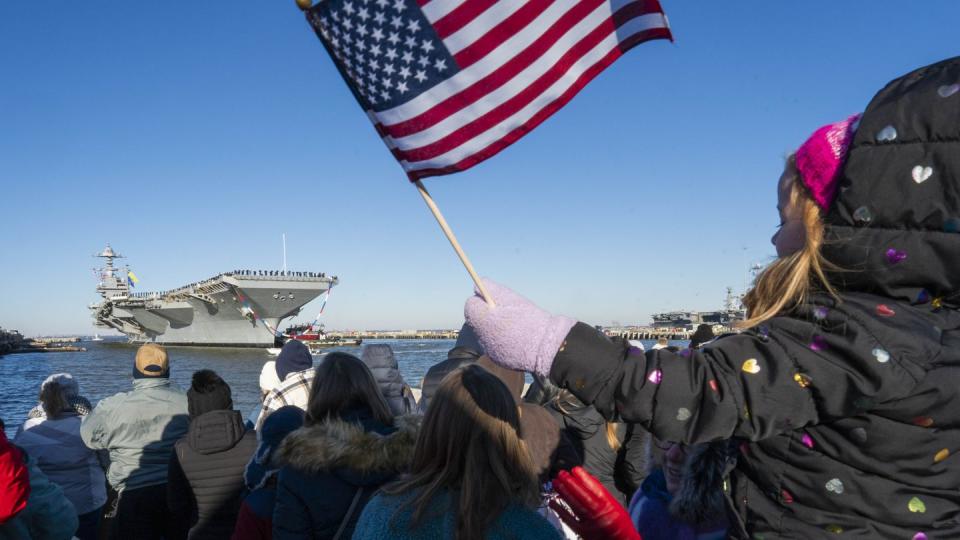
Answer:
top-left (650, 287), bottom-right (746, 330)
top-left (91, 334), bottom-right (103, 342)
top-left (89, 245), bottom-right (337, 347)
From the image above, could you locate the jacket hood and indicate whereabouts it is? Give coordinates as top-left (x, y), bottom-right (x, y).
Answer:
top-left (276, 340), bottom-right (313, 381)
top-left (823, 56), bottom-right (960, 307)
top-left (275, 413), bottom-right (420, 486)
top-left (360, 344), bottom-right (407, 398)
top-left (188, 409), bottom-right (248, 455)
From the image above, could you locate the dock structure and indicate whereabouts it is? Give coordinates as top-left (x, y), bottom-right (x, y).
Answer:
top-left (0, 327), bottom-right (25, 355)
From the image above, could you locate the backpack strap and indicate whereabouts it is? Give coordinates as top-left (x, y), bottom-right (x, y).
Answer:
top-left (333, 486), bottom-right (365, 540)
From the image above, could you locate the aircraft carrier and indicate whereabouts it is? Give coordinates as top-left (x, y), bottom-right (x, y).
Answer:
top-left (89, 245), bottom-right (337, 347)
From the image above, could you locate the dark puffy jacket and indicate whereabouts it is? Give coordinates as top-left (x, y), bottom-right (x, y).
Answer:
top-left (168, 410), bottom-right (257, 540)
top-left (545, 394), bottom-right (647, 504)
top-left (550, 57), bottom-right (960, 538)
top-left (272, 409), bottom-right (419, 539)
top-left (359, 345), bottom-right (417, 416)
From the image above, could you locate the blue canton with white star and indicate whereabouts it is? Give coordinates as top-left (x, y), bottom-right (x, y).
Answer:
top-left (307, 0), bottom-right (458, 112)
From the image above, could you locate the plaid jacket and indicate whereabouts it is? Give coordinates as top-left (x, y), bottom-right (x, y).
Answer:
top-left (255, 368), bottom-right (315, 431)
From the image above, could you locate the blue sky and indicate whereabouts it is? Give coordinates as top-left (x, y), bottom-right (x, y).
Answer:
top-left (1, 2), bottom-right (957, 336)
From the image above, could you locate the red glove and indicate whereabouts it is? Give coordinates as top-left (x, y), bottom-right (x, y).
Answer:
top-left (549, 467), bottom-right (641, 540)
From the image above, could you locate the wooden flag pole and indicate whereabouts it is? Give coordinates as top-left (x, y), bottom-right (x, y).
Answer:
top-left (414, 180), bottom-right (496, 307)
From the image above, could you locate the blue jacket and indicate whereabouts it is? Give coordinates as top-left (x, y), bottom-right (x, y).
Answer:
top-left (352, 488), bottom-right (561, 540)
top-left (272, 409), bottom-right (419, 539)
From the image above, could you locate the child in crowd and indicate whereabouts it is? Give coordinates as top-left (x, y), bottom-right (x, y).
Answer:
top-left (272, 352), bottom-right (419, 539)
top-left (168, 370), bottom-right (257, 539)
top-left (256, 340), bottom-right (315, 430)
top-left (352, 364), bottom-right (561, 540)
top-left (15, 376), bottom-right (106, 540)
top-left (232, 406), bottom-right (305, 540)
top-left (628, 439), bottom-right (729, 540)
top-left (465, 57), bottom-right (960, 538)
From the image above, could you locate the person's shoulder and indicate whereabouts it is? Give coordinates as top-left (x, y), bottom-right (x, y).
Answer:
top-left (91, 389), bottom-right (132, 411)
top-left (495, 504), bottom-right (560, 538)
top-left (19, 417), bottom-right (44, 432)
top-left (354, 492), bottom-right (408, 537)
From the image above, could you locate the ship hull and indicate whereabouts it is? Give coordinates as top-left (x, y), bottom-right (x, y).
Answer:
top-left (93, 273), bottom-right (336, 347)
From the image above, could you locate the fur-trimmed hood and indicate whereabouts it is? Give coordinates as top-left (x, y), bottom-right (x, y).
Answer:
top-left (275, 413), bottom-right (420, 484)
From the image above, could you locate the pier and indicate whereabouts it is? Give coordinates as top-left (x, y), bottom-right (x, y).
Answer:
top-left (328, 330), bottom-right (460, 340)
top-left (0, 331), bottom-right (86, 355)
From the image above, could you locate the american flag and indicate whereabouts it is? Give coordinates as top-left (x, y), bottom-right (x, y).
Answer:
top-left (304, 0), bottom-right (672, 180)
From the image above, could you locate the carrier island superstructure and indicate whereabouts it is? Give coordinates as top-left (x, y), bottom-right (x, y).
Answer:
top-left (89, 245), bottom-right (337, 347)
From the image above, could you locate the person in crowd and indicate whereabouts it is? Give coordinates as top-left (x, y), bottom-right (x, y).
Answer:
top-left (650, 337), bottom-right (669, 350)
top-left (1, 424), bottom-right (79, 540)
top-left (360, 344), bottom-right (418, 416)
top-left (14, 377), bottom-right (106, 540)
top-left (168, 370), bottom-right (257, 539)
top-left (245, 360), bottom-right (283, 429)
top-left (256, 340), bottom-right (314, 430)
top-left (232, 406), bottom-right (305, 540)
top-left (418, 323), bottom-right (483, 412)
top-left (353, 364), bottom-right (560, 540)
top-left (526, 375), bottom-right (648, 504)
top-left (24, 373), bottom-right (92, 419)
top-left (688, 324), bottom-right (715, 350)
top-left (272, 352), bottom-right (419, 539)
top-left (80, 343), bottom-right (189, 540)
top-left (0, 422), bottom-right (29, 524)
top-left (472, 357), bottom-right (579, 484)
top-left (628, 438), bottom-right (730, 540)
top-left (259, 360), bottom-right (281, 399)
top-left (464, 57), bottom-right (960, 537)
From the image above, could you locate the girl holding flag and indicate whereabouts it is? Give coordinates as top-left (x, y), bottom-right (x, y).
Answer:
top-left (465, 57), bottom-right (960, 539)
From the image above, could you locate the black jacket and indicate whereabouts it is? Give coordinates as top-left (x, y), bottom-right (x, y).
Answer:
top-left (550, 57), bottom-right (960, 539)
top-left (272, 409), bottom-right (419, 539)
top-left (545, 396), bottom-right (647, 504)
top-left (168, 409), bottom-right (258, 540)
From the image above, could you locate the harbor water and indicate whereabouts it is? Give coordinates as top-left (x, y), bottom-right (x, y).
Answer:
top-left (0, 337), bottom-right (679, 439)
top-left (0, 339), bottom-right (454, 439)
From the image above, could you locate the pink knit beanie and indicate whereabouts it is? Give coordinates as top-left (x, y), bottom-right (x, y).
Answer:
top-left (794, 113), bottom-right (861, 210)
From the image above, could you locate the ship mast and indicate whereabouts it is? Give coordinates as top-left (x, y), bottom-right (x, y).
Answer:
top-left (94, 244), bottom-right (129, 299)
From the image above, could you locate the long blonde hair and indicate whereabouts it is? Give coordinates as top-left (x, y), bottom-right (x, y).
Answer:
top-left (740, 156), bottom-right (839, 328)
top-left (383, 365), bottom-right (540, 540)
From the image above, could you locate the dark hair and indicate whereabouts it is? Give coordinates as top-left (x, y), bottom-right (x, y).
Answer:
top-left (191, 369), bottom-right (226, 392)
top-left (383, 365), bottom-right (539, 540)
top-left (305, 352), bottom-right (393, 427)
top-left (40, 382), bottom-right (70, 419)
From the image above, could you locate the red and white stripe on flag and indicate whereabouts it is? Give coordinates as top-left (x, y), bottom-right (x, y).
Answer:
top-left (305, 0), bottom-right (672, 180)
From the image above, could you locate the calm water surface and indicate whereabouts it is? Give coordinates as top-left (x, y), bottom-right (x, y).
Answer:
top-left (0, 339), bottom-right (455, 438)
top-left (0, 337), bottom-right (681, 438)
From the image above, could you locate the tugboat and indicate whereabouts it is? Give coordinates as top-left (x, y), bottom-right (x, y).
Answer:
top-left (281, 323), bottom-right (362, 351)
